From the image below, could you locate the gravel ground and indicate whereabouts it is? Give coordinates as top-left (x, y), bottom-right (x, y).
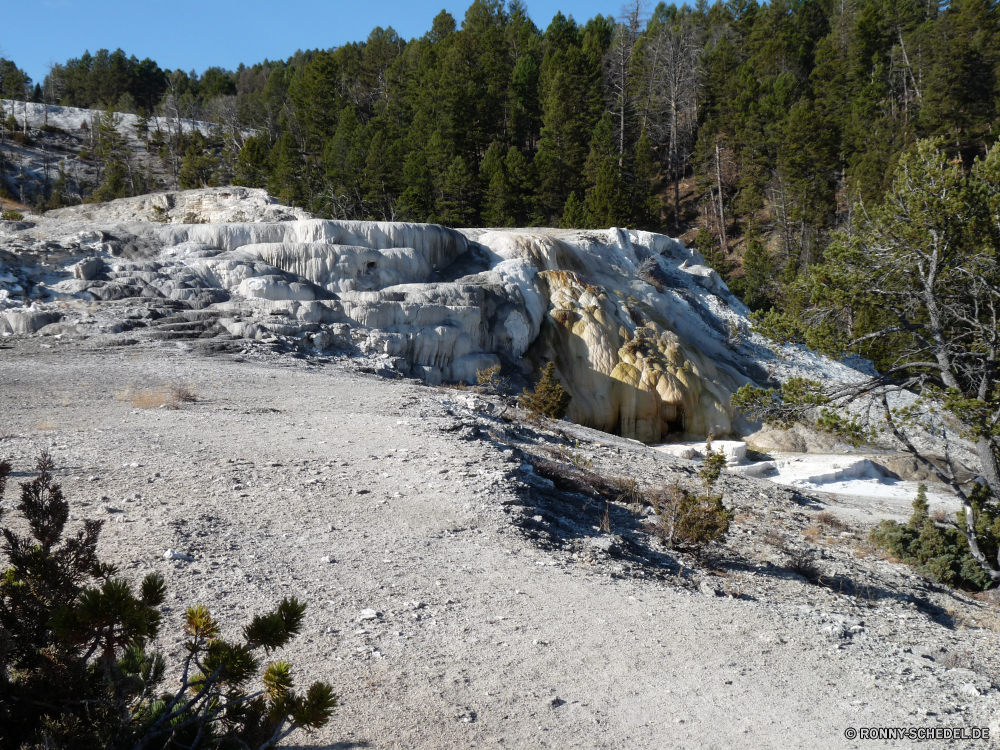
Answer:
top-left (2, 335), bottom-right (1000, 749)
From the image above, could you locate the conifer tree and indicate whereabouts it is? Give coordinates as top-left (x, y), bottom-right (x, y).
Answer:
top-left (560, 191), bottom-right (587, 228)
top-left (437, 156), bottom-right (477, 226)
top-left (268, 131), bottom-right (307, 207)
top-left (0, 455), bottom-right (338, 748)
top-left (583, 114), bottom-right (629, 227)
top-left (519, 361), bottom-right (571, 419)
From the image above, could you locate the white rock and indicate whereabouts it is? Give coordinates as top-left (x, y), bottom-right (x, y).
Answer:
top-left (358, 608), bottom-right (379, 621)
top-left (163, 549), bottom-right (194, 562)
top-left (71, 256), bottom-right (104, 280)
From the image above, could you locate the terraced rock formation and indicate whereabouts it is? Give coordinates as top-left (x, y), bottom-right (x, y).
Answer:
top-left (3, 188), bottom-right (767, 441)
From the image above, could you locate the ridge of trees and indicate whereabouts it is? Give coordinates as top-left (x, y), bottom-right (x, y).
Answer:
top-left (1, 0), bottom-right (998, 313)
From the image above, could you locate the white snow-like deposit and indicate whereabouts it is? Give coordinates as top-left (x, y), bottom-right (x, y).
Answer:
top-left (658, 438), bottom-right (963, 516)
top-left (762, 453), bottom-right (962, 515)
top-left (0, 100), bottom-right (215, 139)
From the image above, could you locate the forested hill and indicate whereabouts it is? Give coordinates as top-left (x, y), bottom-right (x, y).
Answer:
top-left (1, 0), bottom-right (997, 312)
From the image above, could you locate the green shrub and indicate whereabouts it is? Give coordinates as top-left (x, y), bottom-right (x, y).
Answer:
top-left (869, 483), bottom-right (1000, 590)
top-left (0, 454), bottom-right (338, 749)
top-left (648, 446), bottom-right (733, 551)
top-left (519, 362), bottom-right (571, 419)
top-left (0, 210), bottom-right (23, 221)
top-left (475, 364), bottom-right (508, 395)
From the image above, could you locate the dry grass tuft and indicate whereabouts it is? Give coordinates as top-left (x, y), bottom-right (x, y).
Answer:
top-left (816, 511), bottom-right (849, 532)
top-left (803, 524), bottom-right (823, 542)
top-left (760, 528), bottom-right (788, 550)
top-left (117, 385), bottom-right (198, 410)
top-left (787, 550), bottom-right (824, 583)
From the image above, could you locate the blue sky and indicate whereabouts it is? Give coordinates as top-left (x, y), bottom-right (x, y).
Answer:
top-left (5, 0), bottom-right (621, 85)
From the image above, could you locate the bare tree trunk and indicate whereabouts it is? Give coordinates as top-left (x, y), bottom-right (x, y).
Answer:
top-left (897, 27), bottom-right (922, 101)
top-left (714, 142), bottom-right (727, 249)
top-left (674, 170), bottom-right (681, 225)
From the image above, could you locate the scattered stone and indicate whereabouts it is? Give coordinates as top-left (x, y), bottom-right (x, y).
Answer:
top-left (698, 580), bottom-right (721, 598)
top-left (358, 608), bottom-right (379, 621)
top-left (163, 549), bottom-right (194, 562)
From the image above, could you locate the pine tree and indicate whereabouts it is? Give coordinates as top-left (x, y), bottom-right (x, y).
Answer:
top-left (0, 455), bottom-right (338, 748)
top-left (436, 156), bottom-right (477, 226)
top-left (233, 134), bottom-right (271, 189)
top-left (631, 131), bottom-right (659, 228)
top-left (480, 141), bottom-right (513, 226)
top-left (560, 191), bottom-right (587, 228)
top-left (519, 361), bottom-right (571, 418)
top-left (726, 236), bottom-right (775, 312)
top-left (533, 15), bottom-right (603, 223)
top-left (397, 149), bottom-right (435, 221)
top-left (584, 115), bottom-right (629, 227)
top-left (90, 108), bottom-right (136, 202)
top-left (267, 132), bottom-right (307, 207)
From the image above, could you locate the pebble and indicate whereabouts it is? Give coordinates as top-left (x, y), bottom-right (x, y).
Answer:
top-left (699, 580), bottom-right (720, 598)
top-left (163, 549), bottom-right (194, 562)
top-left (358, 608), bottom-right (379, 621)
top-left (321, 555), bottom-right (335, 564)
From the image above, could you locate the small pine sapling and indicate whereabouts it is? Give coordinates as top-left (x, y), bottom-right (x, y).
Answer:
top-left (648, 444), bottom-right (733, 551)
top-left (869, 482), bottom-right (1000, 589)
top-left (519, 362), bottom-right (571, 420)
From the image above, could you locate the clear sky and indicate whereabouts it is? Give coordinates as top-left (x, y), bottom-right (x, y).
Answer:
top-left (4, 0), bottom-right (622, 85)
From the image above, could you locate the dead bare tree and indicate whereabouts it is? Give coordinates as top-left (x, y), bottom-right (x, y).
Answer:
top-left (605, 0), bottom-right (648, 166)
top-left (642, 14), bottom-right (702, 221)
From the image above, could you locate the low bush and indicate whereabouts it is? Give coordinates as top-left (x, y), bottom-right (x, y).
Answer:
top-left (117, 384), bottom-right (198, 409)
top-left (787, 549), bottom-right (824, 583)
top-left (0, 210), bottom-right (24, 221)
top-left (816, 510), bottom-right (849, 533)
top-left (475, 364), bottom-right (508, 396)
top-left (0, 454), bottom-right (337, 749)
top-left (869, 483), bottom-right (1000, 590)
top-left (519, 362), bottom-right (571, 419)
top-left (647, 446), bottom-right (733, 551)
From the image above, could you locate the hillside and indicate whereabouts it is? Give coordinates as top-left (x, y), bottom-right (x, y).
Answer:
top-left (3, 0), bottom-right (996, 316)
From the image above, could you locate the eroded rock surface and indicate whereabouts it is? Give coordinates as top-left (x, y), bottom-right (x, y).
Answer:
top-left (3, 189), bottom-right (771, 442)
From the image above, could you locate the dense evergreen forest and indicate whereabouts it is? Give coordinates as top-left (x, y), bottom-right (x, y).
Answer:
top-left (1, 0), bottom-right (997, 312)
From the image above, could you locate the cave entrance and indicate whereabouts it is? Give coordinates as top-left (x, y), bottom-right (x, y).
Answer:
top-left (662, 406), bottom-right (685, 438)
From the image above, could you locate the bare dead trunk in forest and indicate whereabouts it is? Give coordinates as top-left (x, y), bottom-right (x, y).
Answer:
top-left (715, 143), bottom-right (727, 249)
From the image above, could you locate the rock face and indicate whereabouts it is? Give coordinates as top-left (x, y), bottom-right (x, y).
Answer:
top-left (2, 189), bottom-right (768, 442)
top-left (45, 187), bottom-right (311, 225)
top-left (3, 309), bottom-right (61, 335)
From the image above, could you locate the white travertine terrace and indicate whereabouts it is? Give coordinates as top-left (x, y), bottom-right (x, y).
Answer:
top-left (26, 189), bottom-right (767, 442)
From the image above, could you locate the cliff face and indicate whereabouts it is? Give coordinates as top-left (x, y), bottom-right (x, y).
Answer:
top-left (3, 189), bottom-right (763, 442)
